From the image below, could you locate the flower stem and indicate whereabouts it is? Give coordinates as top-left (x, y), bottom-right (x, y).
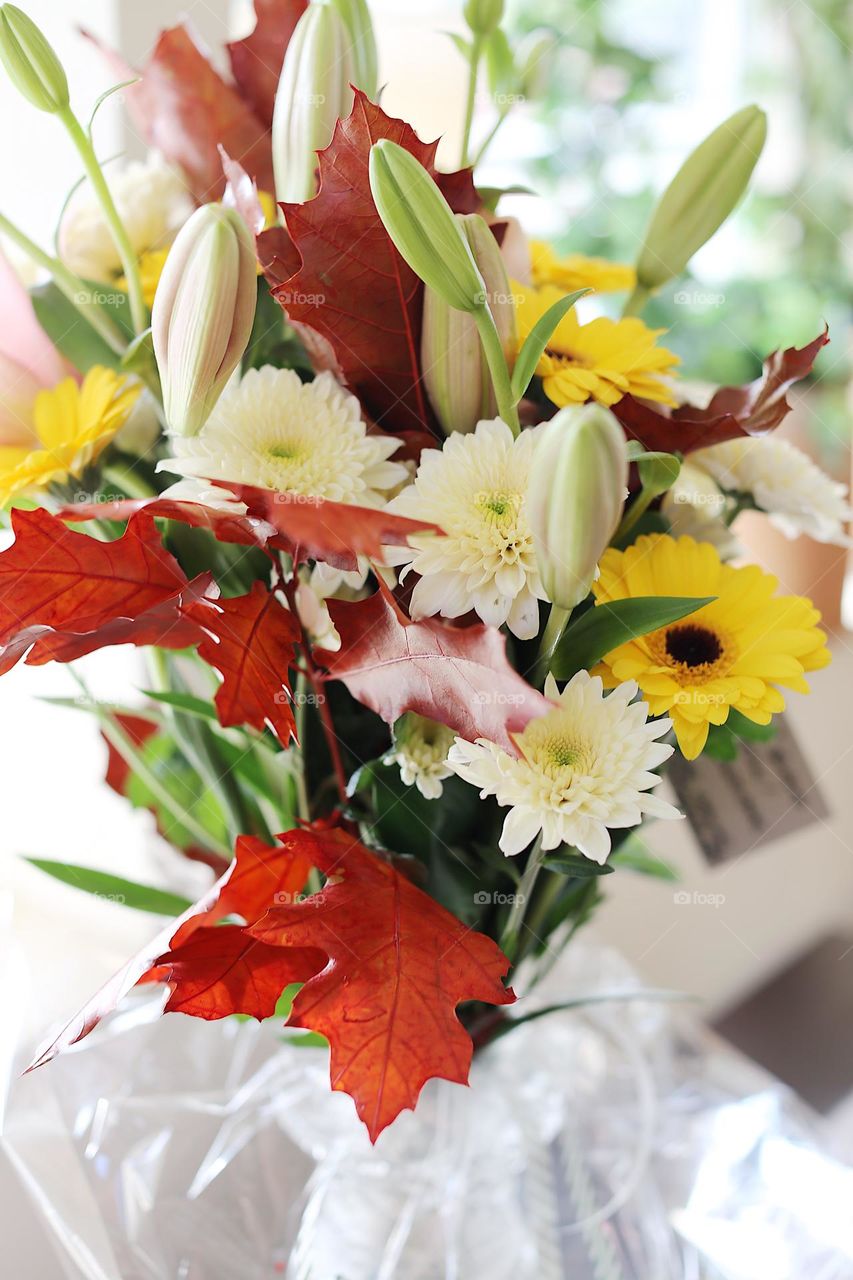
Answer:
top-left (500, 834), bottom-right (545, 961)
top-left (614, 485), bottom-right (656, 543)
top-left (57, 107), bottom-right (147, 335)
top-left (472, 108), bottom-right (510, 168)
top-left (533, 603), bottom-right (571, 686)
top-left (474, 304), bottom-right (519, 435)
top-left (0, 207), bottom-right (126, 355)
top-left (460, 35), bottom-right (484, 168)
top-left (622, 282), bottom-right (651, 318)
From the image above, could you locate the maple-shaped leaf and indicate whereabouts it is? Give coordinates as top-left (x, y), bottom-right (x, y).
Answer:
top-left (613, 328), bottom-right (830, 453)
top-left (212, 481), bottom-right (442, 570)
top-left (317, 586), bottom-right (550, 754)
top-left (250, 826), bottom-right (515, 1141)
top-left (227, 0), bottom-right (307, 128)
top-left (87, 26), bottom-right (273, 201)
top-left (272, 90), bottom-right (479, 434)
top-left (28, 834), bottom-right (315, 1069)
top-left (57, 495), bottom-right (276, 549)
top-left (0, 508), bottom-right (205, 673)
top-left (186, 581), bottom-right (300, 746)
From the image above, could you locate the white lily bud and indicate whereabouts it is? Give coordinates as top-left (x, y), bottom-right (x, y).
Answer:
top-left (272, 2), bottom-right (355, 204)
top-left (422, 213), bottom-right (516, 435)
top-left (528, 403), bottom-right (629, 609)
top-left (152, 204), bottom-right (257, 439)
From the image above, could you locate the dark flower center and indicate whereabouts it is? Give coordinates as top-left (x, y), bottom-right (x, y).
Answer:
top-left (665, 624), bottom-right (722, 668)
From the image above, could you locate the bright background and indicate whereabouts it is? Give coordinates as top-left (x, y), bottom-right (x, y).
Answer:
top-left (1, 0), bottom-right (852, 1082)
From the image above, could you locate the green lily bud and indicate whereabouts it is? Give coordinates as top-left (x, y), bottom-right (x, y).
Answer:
top-left (0, 4), bottom-right (68, 114)
top-left (330, 0), bottom-right (378, 98)
top-left (272, 2), bottom-right (355, 204)
top-left (636, 105), bottom-right (767, 291)
top-left (529, 403), bottom-right (629, 610)
top-left (464, 0), bottom-right (504, 37)
top-left (152, 204), bottom-right (257, 438)
top-left (369, 139), bottom-right (487, 313)
top-left (422, 213), bottom-right (516, 435)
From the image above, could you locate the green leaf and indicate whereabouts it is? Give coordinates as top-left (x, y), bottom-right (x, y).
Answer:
top-left (142, 689), bottom-right (218, 722)
top-left (30, 280), bottom-right (131, 372)
top-left (476, 183), bottom-right (534, 212)
top-left (511, 289), bottom-right (589, 400)
top-left (485, 28), bottom-right (517, 98)
top-left (542, 852), bottom-right (615, 877)
top-left (610, 840), bottom-right (678, 881)
top-left (24, 859), bottom-right (192, 916)
top-left (87, 79), bottom-right (139, 135)
top-left (550, 595), bottom-right (716, 681)
top-left (443, 30), bottom-right (473, 60)
top-left (703, 724), bottom-right (739, 760)
top-left (728, 708), bottom-right (777, 743)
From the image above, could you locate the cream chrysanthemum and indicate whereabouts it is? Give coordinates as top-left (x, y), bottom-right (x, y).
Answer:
top-left (384, 713), bottom-right (456, 800)
top-left (448, 672), bottom-right (679, 862)
top-left (59, 154), bottom-right (192, 285)
top-left (385, 418), bottom-right (546, 639)
top-left (690, 436), bottom-right (852, 546)
top-left (159, 367), bottom-right (407, 507)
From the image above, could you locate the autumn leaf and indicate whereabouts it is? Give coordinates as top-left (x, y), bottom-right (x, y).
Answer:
top-left (613, 328), bottom-right (830, 453)
top-left (227, 0), bottom-right (307, 128)
top-left (272, 90), bottom-right (479, 434)
top-left (317, 586), bottom-right (551, 754)
top-left (249, 826), bottom-right (515, 1141)
top-left (102, 712), bottom-right (158, 796)
top-left (57, 495), bottom-right (277, 549)
top-left (186, 581), bottom-right (300, 746)
top-left (87, 26), bottom-right (273, 201)
top-left (0, 508), bottom-right (207, 673)
top-left (212, 481), bottom-right (442, 570)
top-left (27, 834), bottom-right (315, 1069)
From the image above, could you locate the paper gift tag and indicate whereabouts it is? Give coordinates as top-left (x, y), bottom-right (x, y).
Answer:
top-left (666, 717), bottom-right (830, 865)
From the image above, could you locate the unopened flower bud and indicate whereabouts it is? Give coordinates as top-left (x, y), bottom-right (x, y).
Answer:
top-left (422, 213), bottom-right (516, 435)
top-left (529, 403), bottom-right (628, 609)
top-left (464, 0), bottom-right (504, 36)
top-left (272, 2), bottom-right (355, 204)
top-left (0, 4), bottom-right (68, 114)
top-left (152, 204), bottom-right (257, 438)
top-left (636, 105), bottom-right (767, 290)
top-left (330, 0), bottom-right (378, 98)
top-left (369, 140), bottom-right (487, 313)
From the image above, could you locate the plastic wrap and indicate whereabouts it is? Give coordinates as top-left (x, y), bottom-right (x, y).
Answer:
top-left (3, 942), bottom-right (853, 1280)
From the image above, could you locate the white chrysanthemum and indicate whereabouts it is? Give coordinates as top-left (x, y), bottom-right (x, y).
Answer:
top-left (448, 672), bottom-right (680, 863)
top-left (691, 436), bottom-right (852, 546)
top-left (59, 153), bottom-right (193, 282)
top-left (385, 418), bottom-right (546, 640)
top-left (159, 367), bottom-right (407, 506)
top-left (384, 713), bottom-right (456, 800)
top-left (661, 460), bottom-right (739, 557)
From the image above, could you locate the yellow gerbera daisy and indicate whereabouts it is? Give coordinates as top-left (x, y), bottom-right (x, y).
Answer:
top-left (531, 240), bottom-right (636, 294)
top-left (514, 282), bottom-right (679, 409)
top-left (591, 534), bottom-right (831, 760)
top-left (0, 367), bottom-right (141, 505)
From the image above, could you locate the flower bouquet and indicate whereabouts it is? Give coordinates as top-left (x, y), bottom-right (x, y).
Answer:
top-left (0, 0), bottom-right (846, 1234)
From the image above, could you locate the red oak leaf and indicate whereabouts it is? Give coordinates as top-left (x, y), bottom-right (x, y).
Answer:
top-left (317, 586), bottom-right (551, 754)
top-left (250, 826), bottom-right (515, 1141)
top-left (28, 834), bottom-right (314, 1069)
top-left (613, 328), bottom-right (830, 453)
top-left (212, 481), bottom-right (442, 571)
top-left (227, 0), bottom-right (307, 128)
top-left (87, 26), bottom-right (273, 202)
top-left (0, 508), bottom-right (205, 673)
top-left (272, 90), bottom-right (479, 434)
top-left (102, 713), bottom-right (158, 796)
top-left (186, 581), bottom-right (300, 746)
top-left (57, 496), bottom-right (277, 549)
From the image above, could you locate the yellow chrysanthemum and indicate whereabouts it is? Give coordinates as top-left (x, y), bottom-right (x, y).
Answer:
top-left (531, 240), bottom-right (636, 294)
top-left (0, 367), bottom-right (141, 505)
top-left (514, 282), bottom-right (679, 409)
top-left (591, 534), bottom-right (831, 760)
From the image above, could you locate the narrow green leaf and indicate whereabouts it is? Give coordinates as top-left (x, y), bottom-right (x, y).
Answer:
top-left (142, 689), bottom-right (218, 722)
top-left (511, 288), bottom-right (589, 400)
top-left (87, 79), bottom-right (140, 135)
top-left (550, 595), bottom-right (716, 681)
top-left (24, 859), bottom-right (192, 916)
top-left (610, 846), bottom-right (678, 881)
top-left (542, 852), bottom-right (614, 877)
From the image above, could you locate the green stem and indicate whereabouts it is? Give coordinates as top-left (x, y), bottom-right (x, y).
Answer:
top-left (58, 107), bottom-right (147, 335)
top-left (472, 106), bottom-right (509, 168)
top-left (614, 485), bottom-right (656, 543)
top-left (474, 305), bottom-right (519, 435)
top-left (500, 835), bottom-right (545, 961)
top-left (533, 603), bottom-right (571, 686)
top-left (0, 207), bottom-right (126, 355)
top-left (459, 35), bottom-right (483, 168)
top-left (102, 462), bottom-right (156, 500)
top-left (622, 282), bottom-right (651, 318)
